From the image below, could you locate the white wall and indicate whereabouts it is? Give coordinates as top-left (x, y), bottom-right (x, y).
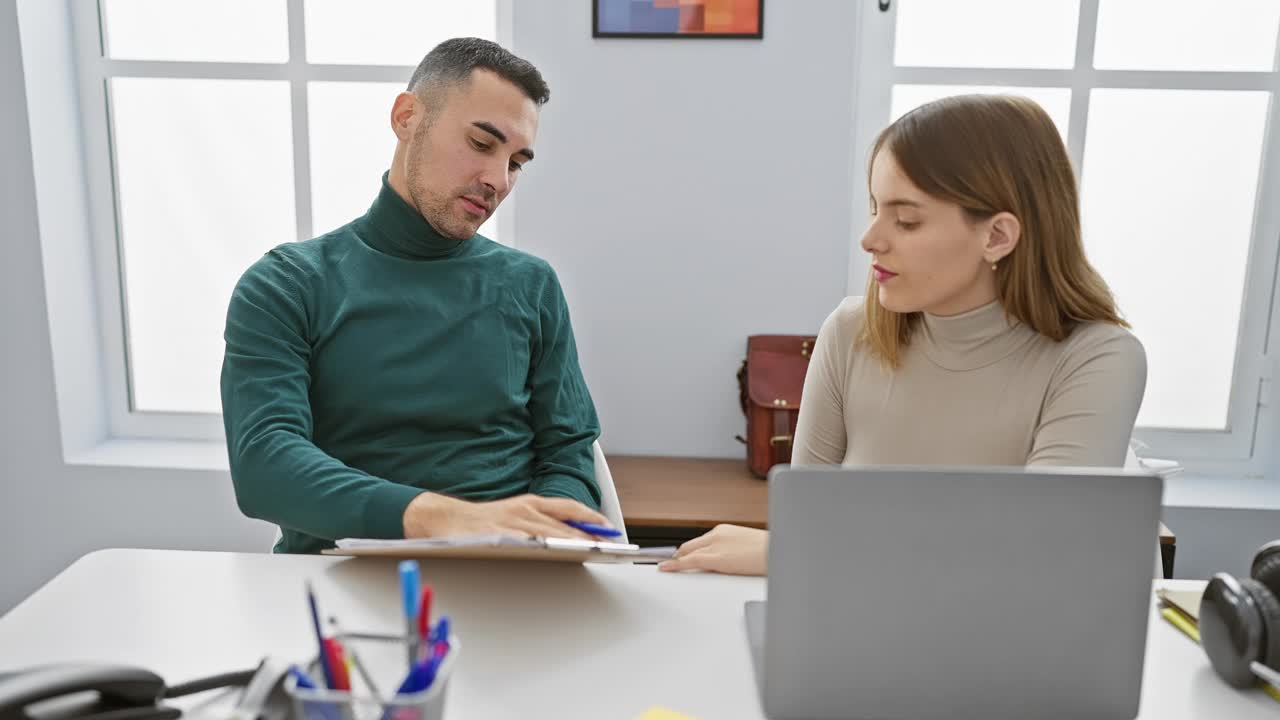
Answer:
top-left (513, 1), bottom-right (859, 457)
top-left (1162, 507), bottom-right (1280, 580)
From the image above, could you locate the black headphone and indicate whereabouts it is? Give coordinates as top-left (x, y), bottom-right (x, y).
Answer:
top-left (1200, 540), bottom-right (1280, 688)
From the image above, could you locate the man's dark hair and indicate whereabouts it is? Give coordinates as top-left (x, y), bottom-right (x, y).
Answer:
top-left (407, 37), bottom-right (550, 107)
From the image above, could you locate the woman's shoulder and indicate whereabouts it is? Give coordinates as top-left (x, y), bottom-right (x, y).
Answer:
top-left (1054, 320), bottom-right (1147, 377)
top-left (820, 296), bottom-right (867, 340)
top-left (807, 297), bottom-right (867, 371)
top-left (1063, 320), bottom-right (1145, 354)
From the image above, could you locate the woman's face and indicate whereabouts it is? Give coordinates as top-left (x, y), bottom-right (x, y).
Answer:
top-left (861, 149), bottom-right (1011, 317)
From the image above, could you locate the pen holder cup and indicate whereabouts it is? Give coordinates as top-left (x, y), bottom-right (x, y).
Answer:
top-left (285, 635), bottom-right (460, 720)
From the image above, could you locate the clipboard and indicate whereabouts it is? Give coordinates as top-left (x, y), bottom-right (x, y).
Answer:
top-left (322, 534), bottom-right (678, 564)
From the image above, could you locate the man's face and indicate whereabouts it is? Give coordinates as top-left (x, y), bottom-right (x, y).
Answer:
top-left (401, 69), bottom-right (539, 240)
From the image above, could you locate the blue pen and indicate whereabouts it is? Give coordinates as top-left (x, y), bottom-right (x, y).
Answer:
top-left (430, 615), bottom-right (451, 646)
top-left (419, 649), bottom-right (445, 691)
top-left (378, 655), bottom-right (432, 720)
top-left (306, 582), bottom-right (337, 689)
top-left (288, 665), bottom-right (319, 690)
top-left (380, 631), bottom-right (451, 720)
top-left (399, 561), bottom-right (420, 670)
top-left (396, 644), bottom-right (447, 695)
top-left (563, 520), bottom-right (622, 538)
top-left (394, 661), bottom-right (430, 695)
top-left (290, 665), bottom-right (343, 720)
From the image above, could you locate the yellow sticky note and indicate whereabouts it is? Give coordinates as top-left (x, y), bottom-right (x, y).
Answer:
top-left (634, 708), bottom-right (701, 720)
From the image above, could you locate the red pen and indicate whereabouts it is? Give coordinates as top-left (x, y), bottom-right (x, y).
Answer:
top-left (417, 586), bottom-right (433, 644)
top-left (324, 637), bottom-right (352, 691)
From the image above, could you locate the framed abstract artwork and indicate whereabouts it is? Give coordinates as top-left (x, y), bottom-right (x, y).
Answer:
top-left (593, 0), bottom-right (764, 39)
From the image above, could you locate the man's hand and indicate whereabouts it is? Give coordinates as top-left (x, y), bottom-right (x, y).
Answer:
top-left (403, 493), bottom-right (612, 541)
top-left (657, 524), bottom-right (768, 576)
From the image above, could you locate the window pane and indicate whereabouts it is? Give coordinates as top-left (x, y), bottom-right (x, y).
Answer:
top-left (894, 0), bottom-right (1080, 69)
top-left (891, 85), bottom-right (1072, 141)
top-left (101, 0), bottom-right (288, 63)
top-left (307, 82), bottom-right (500, 242)
top-left (1080, 89), bottom-right (1269, 430)
top-left (1095, 0), bottom-right (1280, 72)
top-left (110, 78), bottom-right (297, 414)
top-left (304, 0), bottom-right (496, 66)
top-left (308, 82), bottom-right (401, 235)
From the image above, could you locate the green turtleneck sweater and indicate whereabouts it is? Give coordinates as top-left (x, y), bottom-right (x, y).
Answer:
top-left (221, 175), bottom-right (601, 554)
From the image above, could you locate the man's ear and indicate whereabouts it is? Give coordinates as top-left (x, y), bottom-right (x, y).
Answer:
top-left (985, 211), bottom-right (1022, 263)
top-left (390, 92), bottom-right (418, 143)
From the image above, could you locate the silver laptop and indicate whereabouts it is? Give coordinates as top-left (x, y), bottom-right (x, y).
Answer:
top-left (745, 465), bottom-right (1163, 720)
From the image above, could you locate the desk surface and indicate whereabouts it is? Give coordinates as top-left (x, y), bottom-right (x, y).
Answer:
top-left (611, 455), bottom-right (1176, 543)
top-left (0, 549), bottom-right (1267, 719)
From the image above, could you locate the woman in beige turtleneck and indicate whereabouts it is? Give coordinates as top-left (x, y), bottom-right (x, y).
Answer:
top-left (659, 94), bottom-right (1147, 576)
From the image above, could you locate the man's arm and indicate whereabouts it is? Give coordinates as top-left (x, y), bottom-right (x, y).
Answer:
top-left (524, 267), bottom-right (602, 509)
top-left (221, 250), bottom-right (422, 542)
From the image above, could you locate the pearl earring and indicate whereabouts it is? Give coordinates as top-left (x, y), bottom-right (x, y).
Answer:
top-left (991, 261), bottom-right (998, 271)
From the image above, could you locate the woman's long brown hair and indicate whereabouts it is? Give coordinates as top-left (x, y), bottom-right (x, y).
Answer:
top-left (859, 94), bottom-right (1127, 367)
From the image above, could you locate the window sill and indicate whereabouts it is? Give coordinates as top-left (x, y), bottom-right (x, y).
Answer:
top-left (65, 437), bottom-right (230, 472)
top-left (61, 437), bottom-right (1279, 511)
top-left (1163, 470), bottom-right (1280, 511)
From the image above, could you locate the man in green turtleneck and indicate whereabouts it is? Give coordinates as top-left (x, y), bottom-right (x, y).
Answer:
top-left (221, 38), bottom-right (610, 553)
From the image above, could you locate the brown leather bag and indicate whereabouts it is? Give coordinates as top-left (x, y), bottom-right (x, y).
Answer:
top-left (735, 335), bottom-right (817, 478)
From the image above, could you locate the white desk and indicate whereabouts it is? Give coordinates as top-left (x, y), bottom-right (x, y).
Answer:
top-left (0, 549), bottom-right (1274, 719)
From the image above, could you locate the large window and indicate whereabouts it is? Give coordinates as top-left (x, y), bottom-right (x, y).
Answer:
top-left (71, 0), bottom-right (505, 435)
top-left (851, 0), bottom-right (1279, 470)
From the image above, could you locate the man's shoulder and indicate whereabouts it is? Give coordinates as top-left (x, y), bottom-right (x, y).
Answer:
top-left (472, 239), bottom-right (564, 300)
top-left (473, 237), bottom-right (556, 275)
top-left (235, 233), bottom-right (346, 298)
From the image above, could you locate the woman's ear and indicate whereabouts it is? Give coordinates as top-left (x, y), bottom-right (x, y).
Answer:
top-left (985, 212), bottom-right (1022, 263)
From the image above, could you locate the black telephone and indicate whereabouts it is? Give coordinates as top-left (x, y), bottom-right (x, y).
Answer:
top-left (0, 664), bottom-right (178, 720)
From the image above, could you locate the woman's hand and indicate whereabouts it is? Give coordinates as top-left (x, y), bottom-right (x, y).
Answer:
top-left (657, 524), bottom-right (769, 576)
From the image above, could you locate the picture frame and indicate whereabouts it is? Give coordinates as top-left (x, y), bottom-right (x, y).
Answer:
top-left (592, 0), bottom-right (764, 39)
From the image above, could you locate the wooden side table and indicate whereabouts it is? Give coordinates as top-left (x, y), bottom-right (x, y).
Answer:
top-left (609, 455), bottom-right (1177, 577)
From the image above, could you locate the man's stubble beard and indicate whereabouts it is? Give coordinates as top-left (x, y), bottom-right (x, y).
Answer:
top-left (405, 119), bottom-right (475, 241)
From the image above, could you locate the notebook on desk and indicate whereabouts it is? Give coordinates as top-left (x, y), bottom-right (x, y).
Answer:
top-left (1156, 588), bottom-right (1201, 622)
top-left (323, 534), bottom-right (677, 564)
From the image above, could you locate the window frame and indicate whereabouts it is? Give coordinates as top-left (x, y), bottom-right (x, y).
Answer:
top-left (68, 0), bottom-right (514, 442)
top-left (847, 0), bottom-right (1280, 475)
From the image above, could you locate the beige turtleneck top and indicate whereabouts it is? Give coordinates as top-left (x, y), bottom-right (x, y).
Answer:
top-left (792, 297), bottom-right (1148, 468)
